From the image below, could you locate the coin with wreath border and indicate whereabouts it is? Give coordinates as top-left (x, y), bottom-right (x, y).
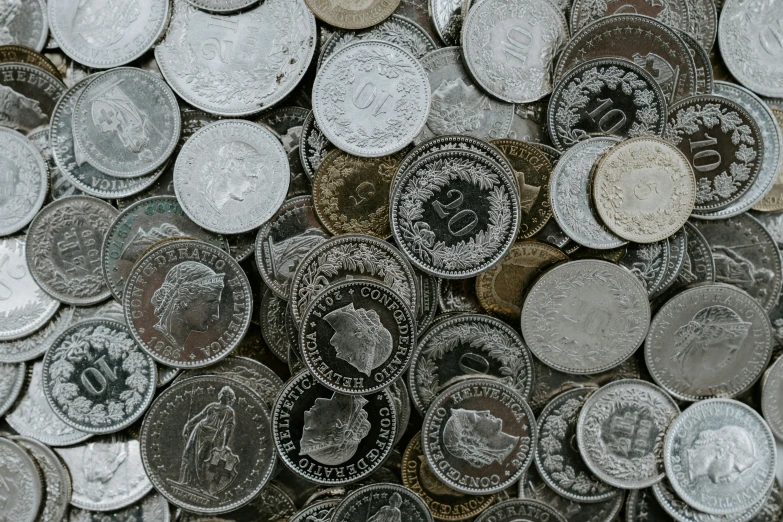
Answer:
top-left (569, 0), bottom-right (689, 34)
top-left (0, 437), bottom-right (43, 522)
top-left (10, 435), bottom-right (71, 522)
top-left (0, 128), bottom-right (48, 236)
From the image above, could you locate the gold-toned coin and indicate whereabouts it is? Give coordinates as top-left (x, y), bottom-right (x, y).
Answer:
top-left (490, 139), bottom-right (554, 238)
top-left (571, 245), bottom-right (628, 263)
top-left (401, 432), bottom-right (495, 521)
top-left (313, 148), bottom-right (404, 239)
top-left (304, 0), bottom-right (401, 30)
top-left (0, 45), bottom-right (61, 79)
top-left (754, 107), bottom-right (783, 212)
top-left (475, 240), bottom-right (567, 323)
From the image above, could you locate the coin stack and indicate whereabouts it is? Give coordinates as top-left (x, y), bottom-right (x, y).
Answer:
top-left (1, 0), bottom-right (783, 521)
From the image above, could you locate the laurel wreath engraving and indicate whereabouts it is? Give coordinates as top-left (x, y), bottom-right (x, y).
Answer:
top-left (720, 6), bottom-right (780, 93)
top-left (626, 243), bottom-right (664, 292)
top-left (0, 289), bottom-right (52, 333)
top-left (0, 446), bottom-right (36, 519)
top-left (0, 139), bottom-right (41, 231)
top-left (326, 17), bottom-right (434, 60)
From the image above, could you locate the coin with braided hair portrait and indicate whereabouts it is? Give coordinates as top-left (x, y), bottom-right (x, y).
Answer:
top-left (123, 240), bottom-right (252, 369)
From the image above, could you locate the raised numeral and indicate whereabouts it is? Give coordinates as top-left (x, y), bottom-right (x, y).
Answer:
top-left (81, 355), bottom-right (118, 395)
top-left (688, 133), bottom-right (721, 172)
top-left (587, 98), bottom-right (627, 134)
top-left (502, 26), bottom-right (532, 63)
top-left (352, 82), bottom-right (392, 117)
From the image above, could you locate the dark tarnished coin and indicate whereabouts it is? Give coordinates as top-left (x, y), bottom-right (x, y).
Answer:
top-left (259, 287), bottom-right (293, 362)
top-left (332, 483), bottom-right (433, 522)
top-left (0, 45), bottom-right (60, 78)
top-left (625, 488), bottom-right (673, 522)
top-left (679, 30), bottom-right (714, 96)
top-left (0, 437), bottom-right (43, 522)
top-left (577, 379), bottom-right (680, 489)
top-left (664, 399), bottom-right (776, 516)
top-left (570, 0), bottom-right (689, 34)
top-left (0, 361), bottom-right (23, 416)
top-left (290, 499), bottom-right (340, 522)
top-left (256, 106), bottom-right (309, 154)
top-left (299, 111), bottom-right (334, 180)
top-left (548, 58), bottom-right (668, 151)
top-left (653, 477), bottom-right (767, 522)
top-left (395, 0), bottom-right (439, 42)
top-left (668, 221), bottom-right (716, 293)
top-left (762, 356), bottom-right (783, 441)
top-left (0, 128), bottom-right (48, 236)
top-left (474, 499), bottom-right (568, 522)
top-left (620, 239), bottom-right (672, 296)
top-left (68, 491), bottom-right (171, 522)
top-left (272, 370), bottom-right (398, 485)
top-left (11, 435), bottom-right (71, 522)
top-left (413, 268), bottom-right (440, 334)
top-left (0, 0), bottom-right (47, 51)
top-left (422, 378), bottom-right (536, 495)
top-left (533, 216), bottom-right (573, 249)
top-left (225, 232), bottom-right (255, 263)
top-left (123, 239), bottom-right (253, 369)
top-left (300, 279), bottom-right (416, 395)
top-left (439, 278), bottom-right (485, 314)
top-left (521, 260), bottom-right (650, 374)
top-left (305, 0), bottom-right (400, 30)
top-left (287, 147), bottom-right (313, 199)
top-left (0, 62), bottom-right (65, 134)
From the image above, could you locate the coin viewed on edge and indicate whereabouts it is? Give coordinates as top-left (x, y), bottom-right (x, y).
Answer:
top-left (475, 499), bottom-right (568, 522)
top-left (754, 106), bottom-right (783, 213)
top-left (305, 0), bottom-right (400, 30)
top-left (0, 362), bottom-right (24, 417)
top-left (0, 437), bottom-right (43, 522)
top-left (332, 483), bottom-right (433, 522)
top-left (0, 128), bottom-right (48, 236)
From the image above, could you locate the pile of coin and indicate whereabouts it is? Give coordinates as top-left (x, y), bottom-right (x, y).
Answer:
top-left (1, 0), bottom-right (783, 520)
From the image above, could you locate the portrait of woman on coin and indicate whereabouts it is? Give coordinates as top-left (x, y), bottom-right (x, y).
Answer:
top-left (443, 408), bottom-right (520, 468)
top-left (199, 141), bottom-right (265, 213)
top-left (324, 302), bottom-right (393, 376)
top-left (299, 394), bottom-right (371, 466)
top-left (686, 426), bottom-right (758, 484)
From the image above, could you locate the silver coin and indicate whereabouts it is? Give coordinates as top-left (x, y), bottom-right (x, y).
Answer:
top-left (620, 239), bottom-right (672, 297)
top-left (285, 147), bottom-right (312, 199)
top-left (752, 211), bottom-right (783, 349)
top-left (577, 379), bottom-right (680, 489)
top-left (549, 137), bottom-right (627, 249)
top-left (256, 106), bottom-right (309, 154)
top-left (763, 355), bottom-right (783, 442)
top-left (185, 0), bottom-right (258, 12)
top-left (0, 437), bottom-right (44, 522)
top-left (67, 491), bottom-right (171, 522)
top-left (667, 221), bottom-right (716, 294)
top-left (753, 481), bottom-right (783, 522)
top-left (0, 0), bottom-right (47, 51)
top-left (431, 0), bottom-right (466, 45)
top-left (461, 0), bottom-right (569, 104)
top-left (646, 283), bottom-right (772, 401)
top-left (422, 378), bottom-right (536, 495)
top-left (0, 303), bottom-right (75, 364)
top-left (0, 62), bottom-right (65, 134)
top-left (6, 361), bottom-right (92, 447)
top-left (56, 433), bottom-right (153, 511)
top-left (313, 40), bottom-right (430, 158)
top-left (155, 0), bottom-right (316, 116)
top-left (395, 0), bottom-right (439, 42)
top-left (225, 232), bottom-right (256, 263)
top-left (11, 435), bottom-right (72, 522)
top-left (664, 399), bottom-right (776, 515)
top-left (506, 102), bottom-right (552, 145)
top-left (654, 228), bottom-right (688, 297)
top-left (438, 278), bottom-right (484, 313)
top-left (533, 217), bottom-right (572, 250)
top-left (390, 378), bottom-right (411, 446)
top-left (625, 487), bottom-right (674, 522)
top-left (28, 126), bottom-right (83, 200)
top-left (413, 267), bottom-right (440, 334)
top-left (174, 120), bottom-right (289, 234)
top-left (259, 287), bottom-right (292, 362)
top-left (177, 482), bottom-right (297, 521)
top-left (570, 0), bottom-right (689, 34)
top-left (0, 236), bottom-right (59, 341)
top-left (475, 499), bottom-right (568, 522)
top-left (290, 499), bottom-right (340, 522)
top-left (408, 313), bottom-right (533, 415)
top-left (653, 478), bottom-right (766, 522)
top-left (298, 110), bottom-right (334, 180)
top-left (0, 360), bottom-right (23, 418)
top-left (0, 128), bottom-right (47, 235)
top-left (331, 483), bottom-right (433, 522)
top-left (684, 0), bottom-right (717, 52)
top-left (692, 213), bottom-right (783, 312)
top-left (26, 196), bottom-right (118, 305)
top-left (521, 259), bottom-right (650, 374)
top-left (678, 30), bottom-right (714, 95)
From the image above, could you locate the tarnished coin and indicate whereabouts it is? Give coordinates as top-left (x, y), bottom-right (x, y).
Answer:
top-left (290, 499), bottom-right (340, 522)
top-left (272, 370), bottom-right (398, 485)
top-left (0, 45), bottom-right (60, 79)
top-left (140, 376), bottom-right (275, 513)
top-left (260, 287), bottom-right (294, 362)
top-left (753, 106), bottom-right (783, 213)
top-left (533, 213), bottom-right (574, 250)
top-left (461, 0), bottom-right (568, 103)
top-left (0, 437), bottom-right (43, 522)
top-left (0, 128), bottom-right (48, 235)
top-left (692, 213), bottom-right (783, 312)
top-left (26, 196), bottom-right (118, 306)
top-left (123, 239), bottom-right (252, 369)
top-left (762, 356), bottom-right (783, 441)
top-left (0, 62), bottom-right (65, 134)
top-left (422, 378), bottom-right (536, 495)
top-left (177, 482), bottom-right (297, 521)
top-left (664, 399), bottom-right (776, 516)
top-left (68, 491), bottom-right (170, 522)
top-left (28, 126), bottom-right (82, 200)
top-left (156, 0), bottom-right (316, 116)
top-left (549, 137), bottom-right (627, 249)
top-left (506, 103), bottom-right (552, 145)
top-left (668, 222), bottom-right (716, 293)
top-left (395, 0), bottom-right (439, 42)
top-left (313, 149), bottom-right (404, 238)
top-left (593, 137), bottom-right (696, 243)
top-left (620, 239), bottom-right (672, 296)
top-left (625, 488), bottom-right (673, 522)
top-left (305, 0), bottom-right (400, 30)
top-left (646, 284), bottom-right (773, 401)
top-left (186, 0), bottom-right (258, 12)
top-left (299, 111), bottom-right (334, 180)
top-left (312, 40), bottom-right (430, 158)
top-left (535, 387), bottom-right (621, 503)
top-left (0, 362), bottom-right (23, 417)
top-left (225, 232), bottom-right (255, 263)
top-left (577, 379), bottom-right (680, 489)
top-left (11, 435), bottom-right (71, 522)
top-left (332, 483), bottom-right (433, 522)
top-left (474, 499), bottom-right (568, 522)
top-left (570, 0), bottom-right (689, 34)
top-left (256, 106), bottom-right (309, 154)
top-left (0, 0), bottom-right (47, 51)
top-left (475, 240), bottom-right (567, 323)
top-left (679, 31), bottom-right (714, 96)
top-left (652, 477), bottom-right (768, 522)
top-left (175, 120), bottom-right (289, 234)
top-left (521, 260), bottom-right (650, 374)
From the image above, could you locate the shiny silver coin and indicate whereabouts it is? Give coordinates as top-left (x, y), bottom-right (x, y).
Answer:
top-left (521, 259), bottom-right (650, 374)
top-left (155, 0), bottom-right (316, 116)
top-left (225, 232), bottom-right (255, 263)
top-left (474, 499), bottom-right (568, 522)
top-left (438, 278), bottom-right (485, 314)
top-left (289, 499), bottom-right (340, 522)
top-left (761, 356), bottom-right (783, 441)
top-left (0, 361), bottom-right (24, 416)
top-left (140, 376), bottom-right (276, 514)
top-left (298, 110), bottom-right (334, 180)
top-left (177, 482), bottom-right (297, 521)
top-left (26, 196), bottom-right (118, 306)
top-left (577, 379), bottom-right (680, 489)
top-left (0, 128), bottom-right (48, 235)
top-left (461, 0), bottom-right (568, 103)
top-left (0, 0), bottom-right (47, 51)
top-left (0, 437), bottom-right (44, 522)
top-left (412, 267), bottom-right (440, 335)
top-left (331, 483), bottom-right (433, 522)
top-left (256, 106), bottom-right (309, 154)
top-left (186, 0), bottom-right (258, 12)
top-left (390, 378), bottom-right (411, 446)
top-left (11, 435), bottom-right (72, 522)
top-left (653, 478), bottom-right (766, 522)
top-left (285, 147), bottom-right (312, 200)
top-left (646, 284), bottom-right (772, 402)
top-left (312, 40), bottom-right (430, 158)
top-left (0, 62), bottom-right (65, 134)
top-left (259, 287), bottom-right (292, 362)
top-left (67, 491), bottom-right (170, 522)
top-left (664, 399), bottom-right (776, 516)
top-left (422, 378), bottom-right (536, 495)
top-left (685, 0), bottom-right (717, 52)
top-left (174, 120), bottom-right (289, 234)
top-left (430, 0), bottom-right (467, 45)
top-left (620, 239), bottom-right (672, 297)
top-left (28, 126), bottom-right (83, 200)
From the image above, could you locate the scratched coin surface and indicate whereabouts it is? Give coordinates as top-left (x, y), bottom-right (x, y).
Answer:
top-left (0, 62), bottom-right (65, 134)
top-left (0, 437), bottom-right (43, 522)
top-left (761, 356), bottom-right (783, 441)
top-left (0, 127), bottom-right (48, 236)
top-left (332, 483), bottom-right (434, 522)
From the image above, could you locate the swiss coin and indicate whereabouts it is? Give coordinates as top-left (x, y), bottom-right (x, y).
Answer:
top-left (174, 120), bottom-right (289, 234)
top-left (306, 0), bottom-right (400, 29)
top-left (548, 59), bottom-right (668, 152)
top-left (577, 379), bottom-right (680, 489)
top-left (753, 106), bottom-right (783, 213)
top-left (413, 268), bottom-right (440, 334)
top-left (28, 126), bottom-right (83, 200)
top-left (474, 499), bottom-right (567, 522)
top-left (0, 127), bottom-right (48, 235)
top-left (762, 356), bottom-right (783, 441)
top-left (123, 239), bottom-right (253, 368)
top-left (26, 196), bottom-right (118, 305)
top-left (668, 221), bottom-right (716, 293)
top-left (67, 491), bottom-right (171, 522)
top-left (664, 399), bottom-right (776, 516)
top-left (620, 239), bottom-right (672, 296)
top-left (679, 30), bottom-right (714, 95)
top-left (570, 0), bottom-right (689, 34)
top-left (645, 284), bottom-right (773, 401)
top-left (257, 106), bottom-right (309, 154)
top-left (0, 45), bottom-right (60, 80)
top-left (390, 378), bottom-right (411, 445)
top-left (658, 227), bottom-right (689, 296)
top-left (395, 0), bottom-right (439, 42)
top-left (652, 477), bottom-right (767, 522)
top-left (0, 437), bottom-right (43, 522)
top-left (0, 362), bottom-right (23, 416)
top-left (331, 483), bottom-right (433, 522)
top-left (625, 488), bottom-right (673, 522)
top-left (259, 287), bottom-right (294, 362)
top-left (186, 0), bottom-right (258, 12)
top-left (290, 499), bottom-right (340, 522)
top-left (272, 370), bottom-right (398, 485)
top-left (312, 40), bottom-right (430, 158)
top-left (0, 0), bottom-right (47, 51)
top-left (0, 62), bottom-right (65, 134)
top-left (11, 436), bottom-right (71, 522)
top-left (430, 0), bottom-right (466, 45)
top-left (751, 211), bottom-right (783, 348)
top-left (754, 481), bottom-right (783, 522)
top-left (533, 216), bottom-right (573, 250)
top-left (521, 260), bottom-right (650, 374)
top-left (685, 0), bottom-right (717, 52)
top-left (299, 111), bottom-right (334, 180)
top-left (177, 482), bottom-right (297, 521)
top-left (140, 376), bottom-right (276, 514)
top-left (287, 147), bottom-right (313, 199)
top-left (422, 378), bottom-right (536, 495)
top-left (507, 103), bottom-right (552, 145)
top-left (439, 278), bottom-right (485, 314)
top-left (225, 232), bottom-right (255, 263)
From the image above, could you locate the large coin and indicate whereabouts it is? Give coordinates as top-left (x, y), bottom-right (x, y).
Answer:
top-left (155, 0), bottom-right (316, 116)
top-left (0, 0), bottom-right (47, 51)
top-left (68, 491), bottom-right (171, 522)
top-left (570, 0), bottom-right (689, 34)
top-left (177, 482), bottom-right (297, 521)
top-left (174, 120), bottom-right (289, 234)
top-left (664, 399), bottom-right (776, 515)
top-left (0, 62), bottom-right (65, 134)
top-left (0, 128), bottom-right (48, 235)
top-left (312, 40), bottom-right (430, 157)
top-left (332, 483), bottom-right (433, 522)
top-left (474, 499), bottom-right (568, 522)
top-left (577, 379), bottom-right (680, 489)
top-left (305, 0), bottom-right (400, 30)
top-left (11, 435), bottom-right (71, 522)
top-left (521, 260), bottom-right (650, 374)
top-left (0, 437), bottom-right (43, 522)
top-left (762, 356), bottom-right (783, 441)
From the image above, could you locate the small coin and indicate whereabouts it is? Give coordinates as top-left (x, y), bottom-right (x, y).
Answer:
top-left (290, 499), bottom-right (340, 522)
top-left (26, 196), bottom-right (118, 305)
top-left (422, 378), bottom-right (536, 495)
top-left (667, 221), bottom-right (716, 294)
top-left (0, 437), bottom-right (43, 522)
top-left (0, 128), bottom-right (48, 235)
top-left (272, 370), bottom-right (398, 485)
top-left (175, 120), bottom-right (289, 234)
top-left (751, 105), bottom-right (783, 212)
top-left (664, 399), bottom-right (776, 516)
top-left (678, 30), bottom-right (714, 95)
top-left (646, 283), bottom-right (773, 401)
top-left (67, 491), bottom-right (171, 522)
top-left (305, 0), bottom-right (400, 29)
top-left (0, 362), bottom-right (23, 416)
top-left (11, 436), bottom-right (71, 522)
top-left (532, 218), bottom-right (572, 250)
top-left (762, 356), bottom-right (783, 441)
top-left (257, 106), bottom-right (309, 154)
top-left (521, 260), bottom-right (650, 374)
top-left (312, 40), bottom-right (430, 158)
top-left (259, 287), bottom-right (294, 362)
top-left (625, 488), bottom-right (673, 522)
top-left (620, 239), bottom-right (672, 296)
top-left (332, 483), bottom-right (433, 522)
top-left (0, 0), bottom-right (47, 51)
top-left (577, 379), bottom-right (680, 489)
top-left (570, 0), bottom-right (689, 34)
top-left (652, 478), bottom-right (766, 522)
top-left (0, 62), bottom-right (65, 134)
top-left (123, 239), bottom-right (253, 368)
top-left (474, 499), bottom-right (568, 522)
top-left (28, 126), bottom-right (82, 200)
top-left (0, 45), bottom-right (60, 78)
top-left (299, 111), bottom-right (334, 180)
top-left (186, 0), bottom-right (258, 12)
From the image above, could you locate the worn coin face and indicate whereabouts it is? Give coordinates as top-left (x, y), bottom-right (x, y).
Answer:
top-left (462, 0), bottom-right (568, 103)
top-left (11, 435), bottom-right (71, 522)
top-left (593, 137), bottom-right (696, 243)
top-left (0, 0), bottom-right (47, 51)
top-left (521, 260), bottom-right (650, 374)
top-left (422, 378), bottom-right (536, 495)
top-left (570, 0), bottom-right (689, 34)
top-left (313, 40), bottom-right (430, 158)
top-left (762, 356), bottom-right (783, 441)
top-left (123, 240), bottom-right (252, 369)
top-left (186, 0), bottom-right (258, 12)
top-left (332, 483), bottom-right (433, 522)
top-left (664, 399), bottom-right (776, 516)
top-left (620, 239), bottom-right (672, 296)
top-left (475, 499), bottom-right (568, 522)
top-left (175, 120), bottom-right (289, 234)
top-left (305, 0), bottom-right (400, 29)
top-left (259, 287), bottom-right (294, 362)
top-left (0, 362), bottom-right (23, 417)
top-left (0, 62), bottom-right (65, 134)
top-left (272, 370), bottom-right (397, 485)
top-left (0, 128), bottom-right (48, 236)
top-left (439, 279), bottom-right (485, 314)
top-left (68, 491), bottom-right (171, 522)
top-left (646, 284), bottom-right (772, 401)
top-left (578, 379), bottom-right (680, 489)
top-left (0, 437), bottom-right (43, 522)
